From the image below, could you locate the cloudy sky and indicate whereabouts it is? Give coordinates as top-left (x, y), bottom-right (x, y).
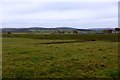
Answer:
top-left (0, 0), bottom-right (119, 29)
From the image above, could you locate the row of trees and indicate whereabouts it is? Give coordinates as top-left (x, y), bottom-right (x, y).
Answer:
top-left (103, 28), bottom-right (120, 34)
top-left (6, 28), bottom-right (120, 34)
top-left (52, 30), bottom-right (78, 34)
top-left (55, 28), bottom-right (120, 34)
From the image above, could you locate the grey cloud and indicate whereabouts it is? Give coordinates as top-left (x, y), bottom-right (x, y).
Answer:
top-left (1, 2), bottom-right (118, 28)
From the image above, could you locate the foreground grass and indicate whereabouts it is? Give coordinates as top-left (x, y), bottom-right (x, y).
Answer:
top-left (2, 34), bottom-right (119, 78)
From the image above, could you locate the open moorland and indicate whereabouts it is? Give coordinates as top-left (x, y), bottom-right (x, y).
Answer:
top-left (2, 33), bottom-right (120, 78)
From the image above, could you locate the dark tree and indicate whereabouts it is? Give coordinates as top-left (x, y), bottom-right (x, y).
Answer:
top-left (102, 30), bottom-right (107, 34)
top-left (7, 32), bottom-right (11, 34)
top-left (107, 29), bottom-right (113, 34)
top-left (68, 31), bottom-right (71, 34)
top-left (115, 28), bottom-right (120, 33)
top-left (61, 31), bottom-right (65, 34)
top-left (56, 30), bottom-right (61, 34)
top-left (73, 30), bottom-right (78, 34)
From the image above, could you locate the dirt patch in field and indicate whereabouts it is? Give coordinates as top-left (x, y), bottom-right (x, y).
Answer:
top-left (41, 41), bottom-right (80, 44)
top-left (36, 40), bottom-right (96, 45)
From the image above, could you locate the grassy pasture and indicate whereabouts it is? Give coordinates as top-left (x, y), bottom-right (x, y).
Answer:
top-left (2, 34), bottom-right (119, 78)
top-left (3, 33), bottom-right (120, 41)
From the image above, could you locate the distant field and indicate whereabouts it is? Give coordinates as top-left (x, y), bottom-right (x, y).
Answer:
top-left (2, 33), bottom-right (120, 41)
top-left (2, 34), bottom-right (119, 78)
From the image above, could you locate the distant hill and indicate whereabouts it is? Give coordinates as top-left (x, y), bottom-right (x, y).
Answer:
top-left (90, 28), bottom-right (115, 31)
top-left (76, 29), bottom-right (92, 31)
top-left (1, 27), bottom-right (115, 33)
top-left (2, 27), bottom-right (77, 32)
top-left (52, 27), bottom-right (76, 30)
top-left (2, 28), bottom-right (30, 32)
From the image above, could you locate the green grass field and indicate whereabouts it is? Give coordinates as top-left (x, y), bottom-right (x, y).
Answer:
top-left (2, 34), bottom-right (119, 78)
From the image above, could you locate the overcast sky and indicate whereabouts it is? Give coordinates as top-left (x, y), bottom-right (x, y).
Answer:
top-left (0, 0), bottom-right (119, 29)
